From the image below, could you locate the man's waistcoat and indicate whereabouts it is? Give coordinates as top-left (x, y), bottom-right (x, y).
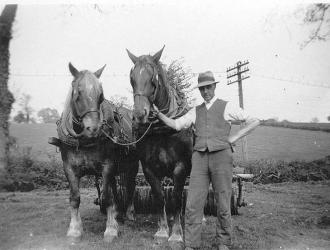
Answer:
top-left (194, 99), bottom-right (231, 152)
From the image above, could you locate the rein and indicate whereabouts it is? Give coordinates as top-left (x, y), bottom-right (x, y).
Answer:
top-left (100, 121), bottom-right (154, 146)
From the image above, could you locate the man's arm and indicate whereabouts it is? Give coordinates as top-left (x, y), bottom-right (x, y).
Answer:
top-left (225, 101), bottom-right (260, 144)
top-left (154, 104), bottom-right (195, 131)
top-left (154, 106), bottom-right (177, 129)
top-left (228, 118), bottom-right (260, 144)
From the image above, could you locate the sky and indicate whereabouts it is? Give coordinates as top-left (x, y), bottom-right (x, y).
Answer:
top-left (2, 0), bottom-right (330, 122)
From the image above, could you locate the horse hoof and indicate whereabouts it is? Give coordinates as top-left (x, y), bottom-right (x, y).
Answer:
top-left (168, 233), bottom-right (183, 242)
top-left (168, 240), bottom-right (184, 250)
top-left (67, 229), bottom-right (82, 240)
top-left (104, 228), bottom-right (118, 243)
top-left (154, 230), bottom-right (169, 243)
top-left (67, 235), bottom-right (82, 244)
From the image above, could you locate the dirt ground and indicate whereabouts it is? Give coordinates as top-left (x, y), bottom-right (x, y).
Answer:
top-left (0, 181), bottom-right (329, 250)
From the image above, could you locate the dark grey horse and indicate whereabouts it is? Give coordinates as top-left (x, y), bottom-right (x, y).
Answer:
top-left (57, 63), bottom-right (138, 243)
top-left (126, 47), bottom-right (193, 244)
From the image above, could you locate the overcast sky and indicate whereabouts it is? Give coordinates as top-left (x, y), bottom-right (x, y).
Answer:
top-left (3, 0), bottom-right (330, 122)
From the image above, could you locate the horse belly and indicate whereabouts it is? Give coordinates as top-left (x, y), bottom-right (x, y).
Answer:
top-left (66, 150), bottom-right (103, 174)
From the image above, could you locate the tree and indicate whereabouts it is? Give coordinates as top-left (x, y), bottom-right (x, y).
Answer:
top-left (311, 117), bottom-right (319, 123)
top-left (301, 3), bottom-right (330, 48)
top-left (0, 4), bottom-right (17, 171)
top-left (13, 112), bottom-right (26, 123)
top-left (37, 108), bottom-right (60, 123)
top-left (18, 93), bottom-right (34, 123)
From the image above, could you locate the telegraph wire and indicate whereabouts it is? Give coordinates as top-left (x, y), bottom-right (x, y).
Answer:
top-left (8, 72), bottom-right (330, 89)
top-left (9, 71), bottom-right (226, 77)
top-left (250, 73), bottom-right (330, 89)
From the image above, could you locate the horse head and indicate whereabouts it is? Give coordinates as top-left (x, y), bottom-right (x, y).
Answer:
top-left (68, 62), bottom-right (106, 138)
top-left (126, 46), bottom-right (165, 124)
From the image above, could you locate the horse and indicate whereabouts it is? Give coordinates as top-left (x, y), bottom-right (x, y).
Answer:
top-left (126, 46), bottom-right (193, 245)
top-left (56, 63), bottom-right (139, 243)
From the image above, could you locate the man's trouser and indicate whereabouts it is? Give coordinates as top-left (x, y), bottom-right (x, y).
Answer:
top-left (184, 149), bottom-right (233, 248)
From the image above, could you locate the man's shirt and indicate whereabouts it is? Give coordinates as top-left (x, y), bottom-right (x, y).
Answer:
top-left (174, 96), bottom-right (255, 131)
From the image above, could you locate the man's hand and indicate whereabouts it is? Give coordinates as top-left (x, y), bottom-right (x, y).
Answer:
top-left (152, 104), bottom-right (160, 116)
top-left (152, 104), bottom-right (177, 130)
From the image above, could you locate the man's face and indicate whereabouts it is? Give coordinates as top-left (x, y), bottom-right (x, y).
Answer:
top-left (199, 83), bottom-right (216, 102)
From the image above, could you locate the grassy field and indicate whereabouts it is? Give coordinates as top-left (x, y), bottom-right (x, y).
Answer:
top-left (1, 181), bottom-right (329, 250)
top-left (9, 123), bottom-right (330, 162)
top-left (4, 124), bottom-right (330, 249)
top-left (261, 121), bottom-right (330, 132)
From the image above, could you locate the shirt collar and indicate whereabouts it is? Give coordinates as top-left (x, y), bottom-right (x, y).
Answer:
top-left (204, 96), bottom-right (217, 106)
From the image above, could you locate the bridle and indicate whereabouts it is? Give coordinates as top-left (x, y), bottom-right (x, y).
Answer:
top-left (71, 88), bottom-right (103, 127)
top-left (73, 109), bottom-right (100, 123)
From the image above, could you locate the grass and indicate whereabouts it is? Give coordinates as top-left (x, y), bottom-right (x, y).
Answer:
top-left (1, 182), bottom-right (330, 249)
top-left (2, 123), bottom-right (330, 249)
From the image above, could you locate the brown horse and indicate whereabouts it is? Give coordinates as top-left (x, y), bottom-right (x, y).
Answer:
top-left (126, 47), bottom-right (193, 245)
top-left (57, 63), bottom-right (138, 243)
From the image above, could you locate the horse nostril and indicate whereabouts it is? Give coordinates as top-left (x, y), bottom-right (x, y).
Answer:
top-left (86, 126), bottom-right (98, 133)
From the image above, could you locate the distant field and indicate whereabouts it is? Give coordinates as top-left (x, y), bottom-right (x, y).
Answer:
top-left (9, 123), bottom-right (330, 162)
top-left (261, 121), bottom-right (330, 132)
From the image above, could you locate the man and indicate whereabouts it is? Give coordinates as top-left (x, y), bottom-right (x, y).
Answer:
top-left (153, 71), bottom-right (260, 250)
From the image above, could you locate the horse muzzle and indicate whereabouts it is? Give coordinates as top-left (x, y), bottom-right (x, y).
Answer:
top-left (82, 117), bottom-right (102, 138)
top-left (133, 107), bottom-right (149, 124)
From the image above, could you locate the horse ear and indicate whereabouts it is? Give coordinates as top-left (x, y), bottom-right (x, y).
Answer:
top-left (94, 64), bottom-right (106, 79)
top-left (69, 62), bottom-right (79, 78)
top-left (152, 45), bottom-right (165, 63)
top-left (126, 49), bottom-right (138, 64)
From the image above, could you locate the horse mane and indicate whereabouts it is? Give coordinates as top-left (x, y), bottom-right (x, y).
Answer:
top-left (62, 85), bottom-right (73, 123)
top-left (57, 83), bottom-right (79, 139)
top-left (155, 62), bottom-right (167, 87)
top-left (154, 60), bottom-right (189, 118)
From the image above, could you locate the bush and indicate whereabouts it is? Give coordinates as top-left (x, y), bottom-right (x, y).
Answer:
top-left (241, 156), bottom-right (330, 184)
top-left (1, 145), bottom-right (329, 192)
top-left (0, 147), bottom-right (68, 191)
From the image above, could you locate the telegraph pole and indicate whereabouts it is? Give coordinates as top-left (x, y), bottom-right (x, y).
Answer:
top-left (227, 60), bottom-right (250, 161)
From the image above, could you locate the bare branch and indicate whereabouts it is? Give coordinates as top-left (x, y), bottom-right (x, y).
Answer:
top-left (301, 3), bottom-right (330, 49)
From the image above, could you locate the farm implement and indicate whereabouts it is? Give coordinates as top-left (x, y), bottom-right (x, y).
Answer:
top-left (93, 170), bottom-right (254, 216)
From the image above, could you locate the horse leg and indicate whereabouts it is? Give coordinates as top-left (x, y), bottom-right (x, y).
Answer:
top-left (64, 163), bottom-right (83, 241)
top-left (143, 166), bottom-right (169, 240)
top-left (124, 160), bottom-right (139, 221)
top-left (109, 174), bottom-right (122, 221)
top-left (168, 162), bottom-right (186, 243)
top-left (101, 160), bottom-right (119, 243)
